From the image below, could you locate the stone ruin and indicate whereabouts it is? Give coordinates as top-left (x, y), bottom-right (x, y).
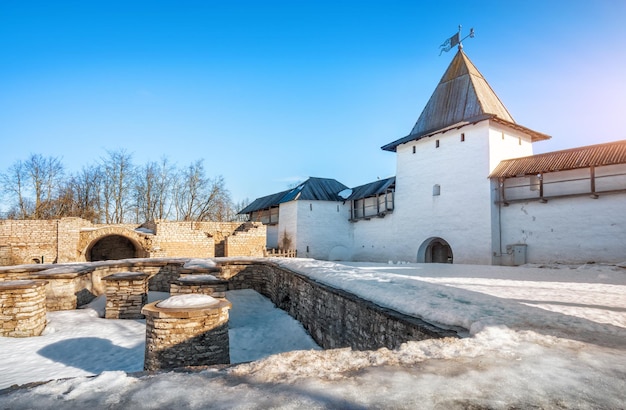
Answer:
top-left (0, 257), bottom-right (459, 373)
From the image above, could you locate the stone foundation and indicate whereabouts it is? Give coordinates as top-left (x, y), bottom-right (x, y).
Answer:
top-left (142, 295), bottom-right (231, 371)
top-left (30, 267), bottom-right (95, 311)
top-left (1, 258), bottom-right (460, 351)
top-left (102, 272), bottom-right (149, 319)
top-left (0, 280), bottom-right (48, 337)
top-left (170, 275), bottom-right (229, 298)
top-left (223, 261), bottom-right (459, 350)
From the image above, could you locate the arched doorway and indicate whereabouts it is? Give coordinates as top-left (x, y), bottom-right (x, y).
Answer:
top-left (417, 237), bottom-right (453, 263)
top-left (87, 235), bottom-right (138, 261)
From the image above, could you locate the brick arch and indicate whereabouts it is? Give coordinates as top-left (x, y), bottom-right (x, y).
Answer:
top-left (78, 227), bottom-right (152, 262)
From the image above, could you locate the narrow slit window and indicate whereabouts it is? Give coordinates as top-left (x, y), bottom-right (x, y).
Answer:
top-left (436, 139), bottom-right (440, 148)
top-left (518, 136), bottom-right (522, 145)
top-left (501, 131), bottom-right (505, 140)
top-left (412, 146), bottom-right (416, 154)
top-left (461, 133), bottom-right (465, 142)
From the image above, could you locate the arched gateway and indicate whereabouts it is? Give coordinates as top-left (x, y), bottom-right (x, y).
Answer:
top-left (88, 235), bottom-right (138, 261)
top-left (79, 227), bottom-right (151, 262)
top-left (417, 237), bottom-right (453, 264)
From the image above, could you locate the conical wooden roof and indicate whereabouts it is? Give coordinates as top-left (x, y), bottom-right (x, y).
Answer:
top-left (410, 49), bottom-right (514, 136)
top-left (382, 49), bottom-right (549, 152)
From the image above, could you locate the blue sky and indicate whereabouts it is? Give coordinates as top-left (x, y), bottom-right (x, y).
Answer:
top-left (1, 0), bottom-right (625, 204)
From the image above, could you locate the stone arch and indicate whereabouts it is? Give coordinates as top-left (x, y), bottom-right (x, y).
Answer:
top-left (417, 237), bottom-right (453, 264)
top-left (79, 227), bottom-right (151, 262)
top-left (328, 245), bottom-right (350, 261)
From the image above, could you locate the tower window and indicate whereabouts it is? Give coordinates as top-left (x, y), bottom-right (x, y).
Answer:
top-left (433, 184), bottom-right (441, 196)
top-left (461, 133), bottom-right (465, 142)
top-left (412, 146), bottom-right (416, 154)
top-left (435, 140), bottom-right (440, 148)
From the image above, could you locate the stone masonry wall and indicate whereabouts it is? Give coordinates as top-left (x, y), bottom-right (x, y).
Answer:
top-left (103, 272), bottom-right (149, 319)
top-left (224, 223), bottom-right (266, 257)
top-left (0, 220), bottom-right (59, 266)
top-left (0, 280), bottom-right (48, 337)
top-left (1, 257), bottom-right (457, 351)
top-left (57, 218), bottom-right (91, 263)
top-left (0, 219), bottom-right (266, 266)
top-left (222, 261), bottom-right (457, 350)
top-left (150, 221), bottom-right (215, 258)
top-left (142, 298), bottom-right (231, 371)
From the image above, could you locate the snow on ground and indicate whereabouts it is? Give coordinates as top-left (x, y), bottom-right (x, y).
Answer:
top-left (0, 289), bottom-right (319, 391)
top-left (0, 260), bottom-right (625, 409)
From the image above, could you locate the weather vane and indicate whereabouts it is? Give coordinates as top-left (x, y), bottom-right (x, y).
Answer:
top-left (439, 25), bottom-right (475, 55)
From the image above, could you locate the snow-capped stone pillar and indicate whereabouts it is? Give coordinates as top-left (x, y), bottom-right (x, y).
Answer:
top-left (0, 280), bottom-right (48, 337)
top-left (102, 272), bottom-right (149, 319)
top-left (142, 294), bottom-right (231, 371)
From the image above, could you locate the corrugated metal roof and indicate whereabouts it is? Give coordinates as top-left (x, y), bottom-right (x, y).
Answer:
top-left (238, 177), bottom-right (349, 214)
top-left (489, 140), bottom-right (626, 178)
top-left (345, 177), bottom-right (395, 201)
top-left (382, 49), bottom-right (550, 152)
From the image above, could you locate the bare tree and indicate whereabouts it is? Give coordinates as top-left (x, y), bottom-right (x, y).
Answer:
top-left (101, 149), bottom-right (135, 223)
top-left (25, 154), bottom-right (64, 219)
top-left (174, 160), bottom-right (232, 221)
top-left (63, 165), bottom-right (103, 222)
top-left (135, 157), bottom-right (174, 222)
top-left (0, 155), bottom-right (64, 219)
top-left (0, 160), bottom-right (30, 218)
top-left (230, 198), bottom-right (251, 222)
top-left (0, 151), bottom-right (236, 224)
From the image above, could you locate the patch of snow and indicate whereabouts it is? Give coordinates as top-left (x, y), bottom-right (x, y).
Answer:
top-left (134, 228), bottom-right (154, 234)
top-left (156, 294), bottom-right (219, 309)
top-left (109, 272), bottom-right (144, 278)
top-left (183, 259), bottom-right (216, 269)
top-left (0, 280), bottom-right (35, 287)
top-left (1, 261), bottom-right (625, 408)
top-left (178, 274), bottom-right (218, 282)
top-left (338, 188), bottom-right (352, 199)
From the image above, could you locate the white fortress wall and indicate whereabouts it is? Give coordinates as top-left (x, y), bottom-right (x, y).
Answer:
top-left (393, 122), bottom-right (495, 264)
top-left (498, 163), bottom-right (626, 264)
top-left (277, 201), bottom-right (299, 252)
top-left (293, 200), bottom-right (352, 261)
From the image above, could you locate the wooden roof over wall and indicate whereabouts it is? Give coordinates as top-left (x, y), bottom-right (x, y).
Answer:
top-left (489, 140), bottom-right (626, 178)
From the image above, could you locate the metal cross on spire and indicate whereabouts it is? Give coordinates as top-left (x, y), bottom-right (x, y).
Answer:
top-left (439, 25), bottom-right (475, 55)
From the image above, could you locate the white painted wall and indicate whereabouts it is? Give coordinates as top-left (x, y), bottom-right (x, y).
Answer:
top-left (270, 120), bottom-right (624, 266)
top-left (499, 193), bottom-right (626, 264)
top-left (278, 200), bottom-right (352, 260)
top-left (350, 212), bottom-right (398, 262)
top-left (293, 201), bottom-right (352, 260)
top-left (497, 164), bottom-right (626, 264)
top-left (277, 201), bottom-right (298, 251)
top-left (488, 125), bottom-right (534, 172)
top-left (388, 122), bottom-right (496, 263)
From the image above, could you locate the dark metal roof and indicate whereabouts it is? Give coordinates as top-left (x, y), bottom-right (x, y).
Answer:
top-left (344, 177), bottom-right (395, 201)
top-left (382, 49), bottom-right (550, 152)
top-left (238, 177), bottom-right (349, 214)
top-left (489, 140), bottom-right (626, 178)
top-left (238, 189), bottom-right (291, 214)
